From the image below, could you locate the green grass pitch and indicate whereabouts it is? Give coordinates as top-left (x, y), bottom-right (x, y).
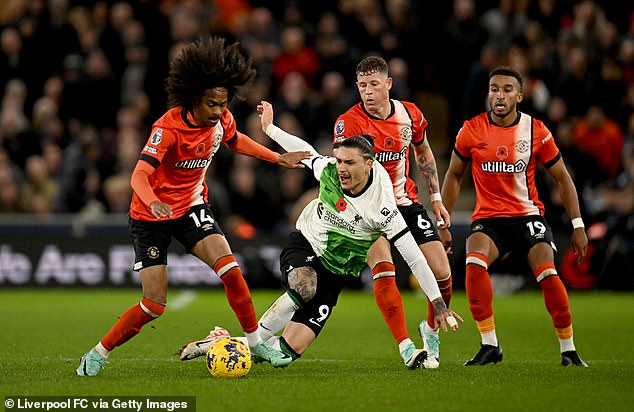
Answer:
top-left (1, 288), bottom-right (632, 411)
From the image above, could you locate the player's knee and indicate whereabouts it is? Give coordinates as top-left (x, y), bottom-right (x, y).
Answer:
top-left (288, 266), bottom-right (317, 302)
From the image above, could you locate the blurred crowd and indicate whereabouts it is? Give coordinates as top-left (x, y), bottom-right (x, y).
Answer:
top-left (1, 0), bottom-right (633, 287)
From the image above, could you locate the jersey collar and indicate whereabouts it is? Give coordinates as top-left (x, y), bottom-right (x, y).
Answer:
top-left (361, 100), bottom-right (395, 120)
top-left (487, 110), bottom-right (522, 127)
top-left (181, 108), bottom-right (207, 129)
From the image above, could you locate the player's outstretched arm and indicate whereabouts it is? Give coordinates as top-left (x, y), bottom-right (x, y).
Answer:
top-left (257, 101), bottom-right (319, 168)
top-left (392, 230), bottom-right (462, 331)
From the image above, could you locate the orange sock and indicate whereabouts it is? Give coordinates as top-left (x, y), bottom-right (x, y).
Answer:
top-left (534, 262), bottom-right (572, 329)
top-left (101, 297), bottom-right (165, 351)
top-left (465, 252), bottom-right (493, 322)
top-left (216, 255), bottom-right (258, 333)
top-left (426, 275), bottom-right (452, 328)
top-left (373, 262), bottom-right (409, 344)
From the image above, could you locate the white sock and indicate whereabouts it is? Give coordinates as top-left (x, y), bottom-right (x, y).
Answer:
top-left (424, 321), bottom-right (439, 336)
top-left (245, 331), bottom-right (261, 347)
top-left (481, 331), bottom-right (498, 347)
top-left (267, 336), bottom-right (282, 351)
top-left (257, 291), bottom-right (300, 341)
top-left (559, 337), bottom-right (575, 353)
top-left (398, 338), bottom-right (414, 357)
top-left (95, 342), bottom-right (110, 358)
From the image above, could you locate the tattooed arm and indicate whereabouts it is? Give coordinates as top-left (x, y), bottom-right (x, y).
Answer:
top-left (412, 132), bottom-right (450, 229)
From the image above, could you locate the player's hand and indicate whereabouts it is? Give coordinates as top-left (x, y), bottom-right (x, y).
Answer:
top-left (438, 227), bottom-right (453, 255)
top-left (435, 308), bottom-right (464, 332)
top-left (571, 227), bottom-right (588, 264)
top-left (278, 151), bottom-right (312, 169)
top-left (150, 201), bottom-right (172, 219)
top-left (431, 201), bottom-right (451, 230)
top-left (257, 101), bottom-right (274, 132)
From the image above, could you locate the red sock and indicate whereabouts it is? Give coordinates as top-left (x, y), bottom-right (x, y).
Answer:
top-left (101, 297), bottom-right (165, 351)
top-left (373, 262), bottom-right (409, 344)
top-left (534, 262), bottom-right (571, 328)
top-left (216, 255), bottom-right (258, 333)
top-left (426, 275), bottom-right (452, 328)
top-left (465, 252), bottom-right (493, 322)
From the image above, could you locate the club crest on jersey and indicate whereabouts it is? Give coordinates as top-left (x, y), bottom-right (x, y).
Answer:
top-left (496, 146), bottom-right (508, 160)
top-left (151, 129), bottom-right (163, 145)
top-left (516, 140), bottom-right (529, 153)
top-left (212, 132), bottom-right (223, 149)
top-left (335, 120), bottom-right (345, 135)
top-left (400, 126), bottom-right (412, 141)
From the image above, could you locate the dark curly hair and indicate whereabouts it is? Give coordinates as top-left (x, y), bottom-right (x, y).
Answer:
top-left (355, 56), bottom-right (388, 78)
top-left (166, 36), bottom-right (256, 110)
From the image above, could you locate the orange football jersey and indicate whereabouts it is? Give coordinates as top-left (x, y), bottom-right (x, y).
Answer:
top-left (454, 112), bottom-right (561, 221)
top-left (334, 100), bottom-right (427, 206)
top-left (129, 107), bottom-right (237, 220)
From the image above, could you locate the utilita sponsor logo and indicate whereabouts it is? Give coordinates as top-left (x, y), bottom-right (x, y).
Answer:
top-left (375, 147), bottom-right (407, 162)
top-left (174, 157), bottom-right (211, 169)
top-left (481, 159), bottom-right (526, 173)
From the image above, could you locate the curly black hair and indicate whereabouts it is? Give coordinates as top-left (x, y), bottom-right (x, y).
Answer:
top-left (165, 36), bottom-right (256, 110)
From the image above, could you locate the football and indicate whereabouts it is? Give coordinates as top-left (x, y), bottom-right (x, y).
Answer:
top-left (206, 337), bottom-right (252, 378)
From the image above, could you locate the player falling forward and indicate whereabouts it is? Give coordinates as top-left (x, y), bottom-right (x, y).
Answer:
top-left (180, 101), bottom-right (462, 369)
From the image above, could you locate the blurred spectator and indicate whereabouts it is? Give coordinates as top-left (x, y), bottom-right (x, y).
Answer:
top-left (314, 71), bottom-right (355, 138)
top-left (480, 0), bottom-right (529, 52)
top-left (271, 26), bottom-right (320, 91)
top-left (591, 146), bottom-right (634, 290)
top-left (53, 125), bottom-right (103, 213)
top-left (19, 154), bottom-right (58, 214)
top-left (573, 105), bottom-right (624, 180)
top-left (0, 107), bottom-right (40, 169)
top-left (442, 0), bottom-right (487, 146)
top-left (273, 71), bottom-right (319, 142)
top-left (555, 46), bottom-right (596, 118)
